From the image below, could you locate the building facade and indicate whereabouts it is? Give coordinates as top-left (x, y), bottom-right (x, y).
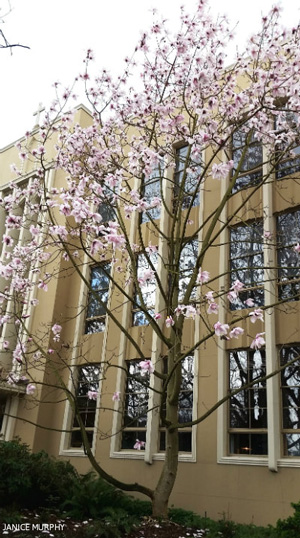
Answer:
top-left (0, 104), bottom-right (300, 526)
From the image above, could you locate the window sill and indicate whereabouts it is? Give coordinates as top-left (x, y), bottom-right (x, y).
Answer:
top-left (218, 455), bottom-right (268, 466)
top-left (111, 451), bottom-right (196, 462)
top-left (278, 458), bottom-right (300, 468)
top-left (59, 448), bottom-right (91, 457)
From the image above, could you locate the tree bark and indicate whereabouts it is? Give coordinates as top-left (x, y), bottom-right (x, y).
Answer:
top-left (152, 346), bottom-right (181, 518)
top-left (152, 418), bottom-right (179, 517)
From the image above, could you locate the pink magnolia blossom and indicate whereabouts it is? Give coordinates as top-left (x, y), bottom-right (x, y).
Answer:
top-left (244, 298), bottom-right (255, 307)
top-left (165, 315), bottom-right (175, 327)
top-left (52, 323), bottom-right (62, 342)
top-left (154, 313), bottom-right (162, 320)
top-left (26, 384), bottom-right (36, 395)
top-left (249, 309), bottom-right (264, 323)
top-left (227, 290), bottom-right (238, 303)
top-left (263, 231), bottom-right (273, 240)
top-left (184, 305), bottom-right (197, 319)
top-left (229, 327), bottom-right (244, 339)
top-left (2, 234), bottom-right (13, 246)
top-left (250, 333), bottom-right (266, 350)
top-left (139, 359), bottom-right (154, 376)
top-left (196, 268), bottom-right (210, 284)
top-left (38, 280), bottom-right (48, 292)
top-left (133, 439), bottom-right (146, 450)
top-left (207, 301), bottom-right (219, 314)
top-left (214, 321), bottom-right (230, 337)
top-left (294, 243), bottom-right (300, 253)
top-left (174, 305), bottom-right (185, 317)
top-left (87, 390), bottom-right (98, 400)
top-left (112, 391), bottom-right (121, 402)
top-left (205, 291), bottom-right (214, 302)
top-left (145, 243), bottom-right (157, 254)
top-left (138, 269), bottom-right (155, 285)
top-left (211, 160), bottom-right (234, 180)
top-left (231, 280), bottom-right (245, 293)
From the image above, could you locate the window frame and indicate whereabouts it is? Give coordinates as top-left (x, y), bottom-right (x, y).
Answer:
top-left (228, 349), bottom-right (268, 457)
top-left (276, 209), bottom-right (300, 302)
top-left (280, 345), bottom-right (300, 457)
top-left (231, 127), bottom-right (263, 193)
top-left (69, 363), bottom-right (101, 450)
top-left (159, 354), bottom-right (194, 454)
top-left (275, 109), bottom-right (300, 180)
top-left (132, 252), bottom-right (158, 327)
top-left (229, 220), bottom-right (264, 310)
top-left (121, 360), bottom-right (149, 450)
top-left (141, 158), bottom-right (164, 223)
top-left (85, 262), bottom-right (111, 334)
top-left (173, 144), bottom-right (201, 210)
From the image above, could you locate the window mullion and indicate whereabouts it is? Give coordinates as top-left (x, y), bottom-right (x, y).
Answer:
top-left (263, 145), bottom-right (280, 471)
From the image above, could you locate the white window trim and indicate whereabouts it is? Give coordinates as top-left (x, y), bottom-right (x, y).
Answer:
top-left (59, 253), bottom-right (112, 457)
top-left (110, 167), bottom-right (203, 463)
top-left (216, 146), bottom-right (298, 470)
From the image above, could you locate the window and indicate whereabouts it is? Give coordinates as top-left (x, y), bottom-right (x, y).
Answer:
top-left (277, 210), bottom-right (300, 301)
top-left (141, 159), bottom-right (164, 223)
top-left (174, 145), bottom-right (201, 209)
top-left (97, 185), bottom-right (116, 223)
top-left (121, 360), bottom-right (148, 449)
top-left (280, 345), bottom-right (300, 456)
top-left (229, 349), bottom-right (267, 455)
top-left (232, 128), bottom-right (263, 192)
top-left (85, 263), bottom-right (111, 334)
top-left (159, 354), bottom-right (194, 453)
top-left (178, 240), bottom-right (198, 302)
top-left (230, 221), bottom-right (264, 309)
top-left (132, 252), bottom-right (158, 326)
top-left (70, 364), bottom-right (100, 449)
top-left (275, 110), bottom-right (300, 179)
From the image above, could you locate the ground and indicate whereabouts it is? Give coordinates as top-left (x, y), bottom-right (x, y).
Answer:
top-left (0, 511), bottom-right (207, 538)
top-left (125, 517), bottom-right (206, 538)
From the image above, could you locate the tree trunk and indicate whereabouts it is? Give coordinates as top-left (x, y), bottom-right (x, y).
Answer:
top-left (152, 404), bottom-right (179, 517)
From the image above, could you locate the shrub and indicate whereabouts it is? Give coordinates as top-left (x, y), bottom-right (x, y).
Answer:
top-left (276, 501), bottom-right (300, 538)
top-left (63, 472), bottom-right (151, 520)
top-left (0, 440), bottom-right (78, 509)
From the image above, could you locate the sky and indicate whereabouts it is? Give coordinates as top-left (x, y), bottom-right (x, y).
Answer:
top-left (0, 0), bottom-right (300, 148)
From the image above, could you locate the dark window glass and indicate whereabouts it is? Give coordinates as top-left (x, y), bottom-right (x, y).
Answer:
top-left (178, 240), bottom-right (198, 302)
top-left (121, 361), bottom-right (148, 449)
top-left (230, 222), bottom-right (264, 309)
top-left (174, 145), bottom-right (201, 209)
top-left (98, 184), bottom-right (116, 223)
top-left (229, 349), bottom-right (267, 455)
top-left (141, 160), bottom-right (164, 223)
top-left (277, 211), bottom-right (300, 301)
top-left (232, 129), bottom-right (263, 192)
top-left (280, 346), bottom-right (300, 456)
top-left (70, 364), bottom-right (100, 449)
top-left (159, 355), bottom-right (194, 453)
top-left (132, 253), bottom-right (158, 326)
top-left (229, 433), bottom-right (268, 455)
top-left (275, 111), bottom-right (300, 179)
top-left (85, 263), bottom-right (111, 334)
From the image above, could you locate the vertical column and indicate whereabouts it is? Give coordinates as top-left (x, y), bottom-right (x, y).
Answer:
top-left (216, 152), bottom-right (230, 462)
top-left (263, 148), bottom-right (280, 472)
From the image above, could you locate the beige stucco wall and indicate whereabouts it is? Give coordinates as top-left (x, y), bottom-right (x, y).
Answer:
top-left (0, 104), bottom-right (300, 527)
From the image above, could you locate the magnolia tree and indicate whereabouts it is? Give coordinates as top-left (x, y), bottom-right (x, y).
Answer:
top-left (1, 0), bottom-right (300, 517)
